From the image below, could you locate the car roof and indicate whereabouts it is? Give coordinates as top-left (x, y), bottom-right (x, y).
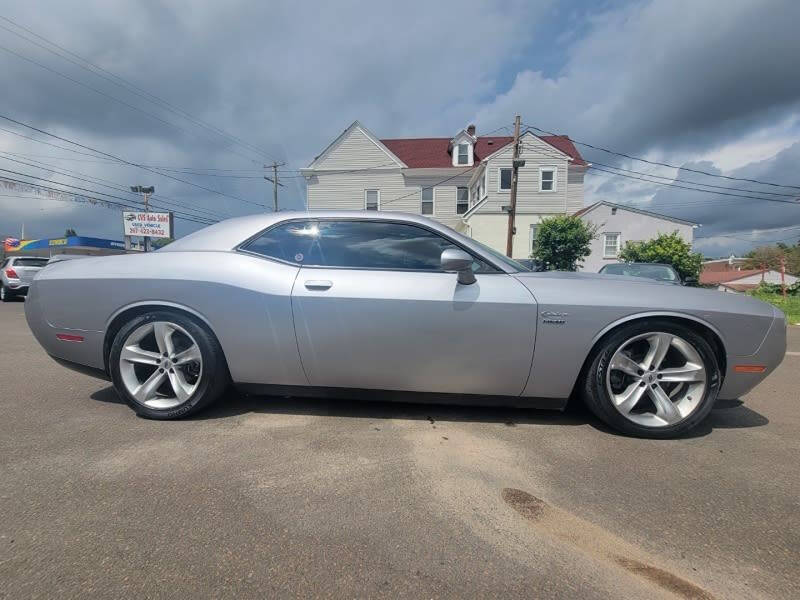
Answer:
top-left (160, 211), bottom-right (518, 273)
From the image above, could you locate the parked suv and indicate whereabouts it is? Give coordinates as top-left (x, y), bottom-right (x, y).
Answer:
top-left (1, 256), bottom-right (48, 301)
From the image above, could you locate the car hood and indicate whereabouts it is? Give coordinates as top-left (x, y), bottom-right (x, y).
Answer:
top-left (518, 270), bottom-right (677, 285)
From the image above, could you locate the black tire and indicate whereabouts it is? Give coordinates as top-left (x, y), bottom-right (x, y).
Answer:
top-left (581, 319), bottom-right (721, 439)
top-left (109, 310), bottom-right (229, 419)
top-left (0, 284), bottom-right (13, 302)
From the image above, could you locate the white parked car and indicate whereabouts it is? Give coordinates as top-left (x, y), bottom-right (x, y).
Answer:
top-left (1, 256), bottom-right (48, 301)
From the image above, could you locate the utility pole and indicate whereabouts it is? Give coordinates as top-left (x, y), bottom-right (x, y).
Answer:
top-left (505, 115), bottom-right (523, 257)
top-left (264, 162), bottom-right (285, 212)
top-left (130, 185), bottom-right (155, 252)
top-left (780, 255), bottom-right (787, 298)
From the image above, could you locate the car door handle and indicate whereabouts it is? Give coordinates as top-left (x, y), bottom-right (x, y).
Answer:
top-left (304, 280), bottom-right (333, 291)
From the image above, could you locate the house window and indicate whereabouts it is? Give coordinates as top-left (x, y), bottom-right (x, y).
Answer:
top-left (456, 187), bottom-right (469, 214)
top-left (365, 189), bottom-right (379, 211)
top-left (540, 168), bottom-right (555, 192)
top-left (476, 176), bottom-right (484, 202)
top-left (530, 224), bottom-right (540, 253)
top-left (499, 168), bottom-right (512, 191)
top-left (457, 143), bottom-right (469, 165)
top-left (421, 187), bottom-right (434, 215)
top-left (603, 233), bottom-right (621, 258)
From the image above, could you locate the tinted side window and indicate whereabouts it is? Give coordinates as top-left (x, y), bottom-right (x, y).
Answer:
top-left (316, 221), bottom-right (494, 272)
top-left (243, 220), bottom-right (497, 272)
top-left (241, 220), bottom-right (324, 264)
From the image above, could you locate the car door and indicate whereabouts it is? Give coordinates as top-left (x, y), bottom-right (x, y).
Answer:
top-left (277, 219), bottom-right (537, 396)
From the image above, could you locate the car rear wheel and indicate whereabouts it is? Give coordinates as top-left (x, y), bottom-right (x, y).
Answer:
top-left (582, 320), bottom-right (721, 438)
top-left (109, 311), bottom-right (229, 419)
top-left (0, 284), bottom-right (13, 302)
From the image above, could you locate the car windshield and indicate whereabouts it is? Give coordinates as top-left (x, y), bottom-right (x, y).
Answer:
top-left (13, 258), bottom-right (48, 267)
top-left (601, 263), bottom-right (678, 282)
top-left (467, 237), bottom-right (528, 272)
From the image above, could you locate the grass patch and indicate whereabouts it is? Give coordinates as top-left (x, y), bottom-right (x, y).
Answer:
top-left (748, 290), bottom-right (800, 324)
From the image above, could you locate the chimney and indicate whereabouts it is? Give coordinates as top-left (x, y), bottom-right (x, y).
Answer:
top-left (466, 124), bottom-right (476, 137)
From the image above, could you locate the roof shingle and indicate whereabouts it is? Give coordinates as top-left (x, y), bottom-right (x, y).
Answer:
top-left (380, 134), bottom-right (586, 168)
top-left (699, 268), bottom-right (764, 285)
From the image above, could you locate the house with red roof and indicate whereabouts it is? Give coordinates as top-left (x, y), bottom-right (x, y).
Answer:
top-left (301, 121), bottom-right (588, 257)
top-left (699, 267), bottom-right (798, 293)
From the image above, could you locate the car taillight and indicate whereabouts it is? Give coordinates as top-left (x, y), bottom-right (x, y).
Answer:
top-left (5, 267), bottom-right (18, 279)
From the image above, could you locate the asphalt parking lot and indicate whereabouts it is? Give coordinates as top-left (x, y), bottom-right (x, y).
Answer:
top-left (1, 300), bottom-right (798, 599)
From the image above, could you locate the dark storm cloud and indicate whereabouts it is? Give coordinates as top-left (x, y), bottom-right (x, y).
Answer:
top-left (0, 0), bottom-right (548, 240)
top-left (0, 0), bottom-right (798, 256)
top-left (651, 145), bottom-right (800, 254)
top-left (476, 0), bottom-right (800, 157)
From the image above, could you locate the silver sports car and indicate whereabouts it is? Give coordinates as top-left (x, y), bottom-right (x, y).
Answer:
top-left (25, 211), bottom-right (786, 438)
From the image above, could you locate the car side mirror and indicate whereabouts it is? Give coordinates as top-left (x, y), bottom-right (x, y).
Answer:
top-left (683, 276), bottom-right (697, 286)
top-left (441, 248), bottom-right (476, 285)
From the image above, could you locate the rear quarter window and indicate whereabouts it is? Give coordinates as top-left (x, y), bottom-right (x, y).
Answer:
top-left (12, 258), bottom-right (48, 267)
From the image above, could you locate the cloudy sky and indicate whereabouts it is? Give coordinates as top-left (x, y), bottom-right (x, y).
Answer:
top-left (1, 0), bottom-right (799, 256)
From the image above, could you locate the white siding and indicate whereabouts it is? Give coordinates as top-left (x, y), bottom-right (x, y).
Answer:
top-left (479, 133), bottom-right (571, 214)
top-left (306, 170), bottom-right (470, 231)
top-left (579, 204), bottom-right (695, 272)
top-left (467, 213), bottom-right (558, 258)
top-left (566, 166), bottom-right (586, 214)
top-left (315, 127), bottom-right (398, 170)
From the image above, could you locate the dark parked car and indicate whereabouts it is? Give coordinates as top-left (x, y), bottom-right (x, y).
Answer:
top-left (599, 262), bottom-right (694, 285)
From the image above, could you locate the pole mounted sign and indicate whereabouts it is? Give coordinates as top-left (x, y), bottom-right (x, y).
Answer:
top-left (122, 211), bottom-right (174, 239)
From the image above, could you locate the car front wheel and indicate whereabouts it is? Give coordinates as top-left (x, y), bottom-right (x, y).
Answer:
top-left (109, 310), bottom-right (229, 419)
top-left (582, 320), bottom-right (721, 438)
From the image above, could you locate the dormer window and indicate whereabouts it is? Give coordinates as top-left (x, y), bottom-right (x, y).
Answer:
top-left (457, 143), bottom-right (469, 165)
top-left (450, 130), bottom-right (475, 167)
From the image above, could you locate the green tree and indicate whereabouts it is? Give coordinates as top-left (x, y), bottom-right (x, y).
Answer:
top-left (64, 228), bottom-right (77, 237)
top-left (745, 244), bottom-right (800, 276)
top-left (745, 245), bottom-right (784, 271)
top-left (532, 215), bottom-right (597, 271)
top-left (618, 231), bottom-right (703, 281)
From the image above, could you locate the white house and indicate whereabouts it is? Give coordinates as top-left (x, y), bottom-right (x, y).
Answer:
top-left (574, 201), bottom-right (698, 272)
top-left (301, 121), bottom-right (587, 258)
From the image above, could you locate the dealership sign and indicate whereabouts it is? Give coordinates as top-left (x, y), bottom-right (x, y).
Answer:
top-left (122, 211), bottom-right (174, 239)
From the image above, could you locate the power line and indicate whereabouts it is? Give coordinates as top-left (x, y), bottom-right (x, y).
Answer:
top-left (0, 15), bottom-right (285, 166)
top-left (0, 114), bottom-right (269, 209)
top-left (515, 140), bottom-right (800, 213)
top-left (0, 43), bottom-right (192, 137)
top-left (0, 170), bottom-right (216, 225)
top-left (586, 159), bottom-right (800, 199)
top-left (0, 175), bottom-right (214, 226)
top-left (587, 164), bottom-right (800, 205)
top-left (522, 122), bottom-right (800, 191)
top-left (0, 152), bottom-right (233, 221)
top-left (0, 125), bottom-right (114, 158)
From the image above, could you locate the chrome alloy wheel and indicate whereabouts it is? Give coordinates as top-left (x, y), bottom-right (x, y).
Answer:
top-left (605, 331), bottom-right (707, 427)
top-left (118, 321), bottom-right (203, 410)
